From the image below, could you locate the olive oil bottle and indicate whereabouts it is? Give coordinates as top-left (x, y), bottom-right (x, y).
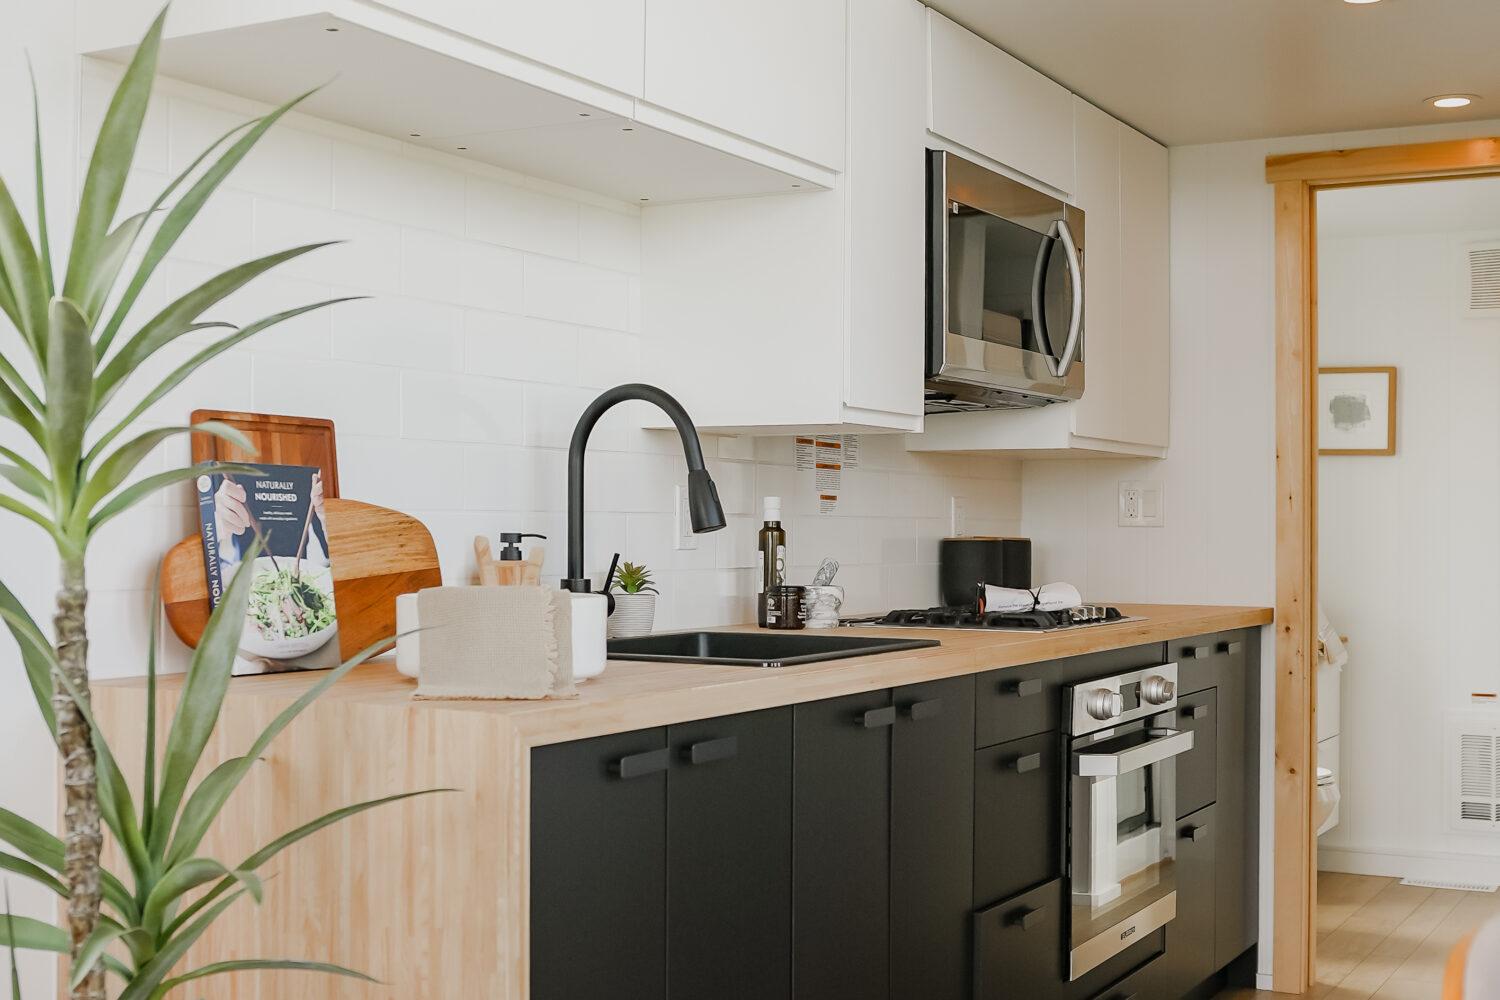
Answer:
top-left (756, 496), bottom-right (787, 627)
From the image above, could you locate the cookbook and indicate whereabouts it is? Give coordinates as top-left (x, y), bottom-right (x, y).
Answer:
top-left (195, 463), bottom-right (339, 675)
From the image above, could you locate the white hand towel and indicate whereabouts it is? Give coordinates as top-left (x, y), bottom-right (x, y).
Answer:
top-left (1317, 605), bottom-right (1348, 670)
top-left (983, 582), bottom-right (1084, 613)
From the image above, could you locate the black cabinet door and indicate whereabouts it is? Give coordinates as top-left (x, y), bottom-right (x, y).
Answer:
top-left (1212, 633), bottom-right (1256, 967)
top-left (793, 690), bottom-right (893, 1000)
top-left (974, 730), bottom-right (1063, 906)
top-left (1173, 688), bottom-right (1218, 819)
top-left (531, 729), bottom-right (669, 1000)
top-left (667, 708), bottom-right (793, 1000)
top-left (891, 676), bottom-right (975, 1000)
top-left (1149, 806), bottom-right (1218, 999)
top-left (973, 878), bottom-right (1067, 1000)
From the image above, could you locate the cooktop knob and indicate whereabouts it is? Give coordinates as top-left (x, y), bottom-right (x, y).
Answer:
top-left (1084, 688), bottom-right (1123, 721)
top-left (1141, 675), bottom-right (1176, 705)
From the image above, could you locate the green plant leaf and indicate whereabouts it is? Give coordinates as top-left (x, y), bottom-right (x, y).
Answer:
top-left (43, 297), bottom-right (93, 505)
top-left (119, 887), bottom-right (249, 1000)
top-left (5, 888), bottom-right (21, 1000)
top-left (75, 421), bottom-right (250, 528)
top-left (0, 494), bottom-right (60, 544)
top-left (0, 366), bottom-right (43, 447)
top-left (68, 922), bottom-right (131, 990)
top-left (0, 173), bottom-right (45, 364)
top-left (90, 320), bottom-right (233, 418)
top-left (86, 298), bottom-right (359, 466)
top-left (78, 210), bottom-right (153, 326)
top-left (169, 789), bottom-right (449, 938)
top-left (94, 243), bottom-right (336, 409)
top-left (0, 453), bottom-right (49, 501)
top-left (0, 578), bottom-right (56, 737)
top-left (96, 87), bottom-right (317, 361)
top-left (0, 852), bottom-right (66, 898)
top-left (87, 460), bottom-right (259, 536)
top-left (148, 545), bottom-right (261, 860)
top-left (156, 958), bottom-right (378, 995)
top-left (62, 6), bottom-right (165, 308)
top-left (0, 908), bottom-right (128, 978)
top-left (141, 858), bottom-right (260, 938)
top-left (164, 634), bottom-right (404, 867)
top-left (142, 564), bottom-right (161, 839)
top-left (0, 351), bottom-right (41, 414)
top-left (0, 808), bottom-right (61, 873)
top-left (28, 59), bottom-right (53, 301)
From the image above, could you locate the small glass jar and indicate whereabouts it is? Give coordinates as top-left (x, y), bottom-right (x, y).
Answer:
top-left (763, 585), bottom-right (807, 630)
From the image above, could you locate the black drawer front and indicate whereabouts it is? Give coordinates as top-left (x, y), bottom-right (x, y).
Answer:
top-left (1173, 689), bottom-right (1218, 819)
top-left (1173, 631), bottom-right (1247, 696)
top-left (974, 731), bottom-right (1063, 906)
top-left (977, 643), bottom-right (1168, 749)
top-left (973, 879), bottom-right (1067, 1000)
top-left (1087, 952), bottom-right (1166, 1000)
top-left (1148, 805), bottom-right (1218, 998)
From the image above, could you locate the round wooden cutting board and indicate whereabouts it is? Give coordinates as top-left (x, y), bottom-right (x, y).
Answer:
top-left (160, 498), bottom-right (443, 659)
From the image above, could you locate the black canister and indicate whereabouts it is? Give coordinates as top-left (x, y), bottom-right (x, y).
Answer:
top-left (763, 585), bottom-right (807, 630)
top-left (939, 537), bottom-right (1032, 609)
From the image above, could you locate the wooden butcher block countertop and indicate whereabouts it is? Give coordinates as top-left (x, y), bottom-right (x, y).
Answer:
top-left (100, 603), bottom-right (1270, 748)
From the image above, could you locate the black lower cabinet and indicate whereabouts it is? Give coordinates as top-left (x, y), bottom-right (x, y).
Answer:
top-left (793, 690), bottom-right (893, 1000)
top-left (1173, 689), bottom-right (1218, 820)
top-left (1146, 805), bottom-right (1218, 999)
top-left (531, 729), bottom-right (669, 1000)
top-left (667, 708), bottom-right (793, 1000)
top-left (974, 879), bottom-right (1068, 1000)
top-left (891, 676), bottom-right (976, 1000)
top-left (974, 730), bottom-right (1063, 906)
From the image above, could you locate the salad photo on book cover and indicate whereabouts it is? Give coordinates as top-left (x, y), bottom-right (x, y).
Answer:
top-left (195, 463), bottom-right (339, 675)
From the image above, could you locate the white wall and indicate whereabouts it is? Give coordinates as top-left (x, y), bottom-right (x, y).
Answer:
top-left (0, 28), bottom-right (1022, 999)
top-left (1316, 186), bottom-right (1500, 878)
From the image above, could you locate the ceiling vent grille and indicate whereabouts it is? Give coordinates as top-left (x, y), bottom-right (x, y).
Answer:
top-left (1448, 712), bottom-right (1500, 832)
top-left (1465, 241), bottom-right (1500, 317)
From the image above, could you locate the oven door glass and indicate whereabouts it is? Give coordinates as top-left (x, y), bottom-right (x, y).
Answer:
top-left (946, 206), bottom-right (1073, 359)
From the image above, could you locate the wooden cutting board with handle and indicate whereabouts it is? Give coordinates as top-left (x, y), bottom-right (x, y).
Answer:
top-left (160, 499), bottom-right (442, 658)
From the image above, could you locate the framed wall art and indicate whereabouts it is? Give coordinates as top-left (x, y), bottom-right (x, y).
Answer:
top-left (1318, 366), bottom-right (1396, 455)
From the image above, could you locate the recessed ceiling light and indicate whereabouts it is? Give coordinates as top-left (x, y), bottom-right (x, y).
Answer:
top-left (408, 131), bottom-right (422, 137)
top-left (1430, 94), bottom-right (1477, 108)
top-left (456, 146), bottom-right (468, 151)
top-left (1342, 0), bottom-right (1382, 5)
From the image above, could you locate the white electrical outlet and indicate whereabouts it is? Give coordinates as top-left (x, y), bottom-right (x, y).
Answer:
top-left (1118, 481), bottom-right (1165, 528)
top-left (950, 496), bottom-right (968, 537)
top-left (675, 484), bottom-right (698, 549)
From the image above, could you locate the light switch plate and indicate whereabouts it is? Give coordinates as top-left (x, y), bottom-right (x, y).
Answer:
top-left (675, 484), bottom-right (698, 549)
top-left (1118, 480), bottom-right (1164, 528)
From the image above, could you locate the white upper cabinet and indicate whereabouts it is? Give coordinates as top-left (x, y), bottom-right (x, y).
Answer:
top-left (1116, 123), bottom-right (1171, 449)
top-left (639, 0), bottom-right (925, 434)
top-left (1068, 98), bottom-right (1126, 444)
top-left (926, 11), bottom-right (1075, 196)
top-left (643, 0), bottom-right (847, 172)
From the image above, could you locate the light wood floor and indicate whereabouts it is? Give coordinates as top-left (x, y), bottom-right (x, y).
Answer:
top-left (1217, 871), bottom-right (1498, 999)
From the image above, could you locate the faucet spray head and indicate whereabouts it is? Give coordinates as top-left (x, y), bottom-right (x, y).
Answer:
top-left (687, 468), bottom-right (727, 533)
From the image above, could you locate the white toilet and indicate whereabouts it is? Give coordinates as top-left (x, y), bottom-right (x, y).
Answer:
top-left (1315, 764), bottom-right (1341, 836)
top-left (1315, 613), bottom-right (1345, 837)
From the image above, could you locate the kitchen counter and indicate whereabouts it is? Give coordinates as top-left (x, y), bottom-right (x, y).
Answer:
top-left (89, 602), bottom-right (1269, 1000)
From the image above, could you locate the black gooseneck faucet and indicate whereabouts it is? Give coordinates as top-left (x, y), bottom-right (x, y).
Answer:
top-left (563, 384), bottom-right (726, 593)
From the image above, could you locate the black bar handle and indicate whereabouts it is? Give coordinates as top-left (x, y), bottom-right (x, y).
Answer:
top-left (907, 698), bottom-right (943, 721)
top-left (610, 747), bottom-right (670, 779)
top-left (858, 706), bottom-right (896, 729)
top-left (1010, 906), bottom-right (1044, 930)
top-left (1009, 753), bottom-right (1042, 774)
top-left (1185, 645), bottom-right (1210, 660)
top-left (1184, 704), bottom-right (1209, 720)
top-left (1218, 640), bottom-right (1244, 655)
top-left (1183, 824), bottom-right (1208, 842)
top-left (1004, 678), bottom-right (1043, 698)
top-left (684, 736), bottom-right (738, 766)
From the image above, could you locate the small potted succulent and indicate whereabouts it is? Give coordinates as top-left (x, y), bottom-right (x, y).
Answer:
top-left (608, 561), bottom-right (659, 638)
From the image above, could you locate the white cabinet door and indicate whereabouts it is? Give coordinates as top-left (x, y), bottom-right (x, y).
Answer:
top-left (1068, 98), bottom-right (1123, 444)
top-left (643, 0), bottom-right (846, 171)
top-left (1117, 124), bottom-right (1171, 449)
top-left (387, 0), bottom-right (646, 97)
top-left (926, 11), bottom-right (1074, 195)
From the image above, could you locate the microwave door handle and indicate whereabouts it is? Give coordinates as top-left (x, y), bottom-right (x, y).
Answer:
top-left (1030, 231), bottom-right (1056, 360)
top-left (1048, 218), bottom-right (1084, 377)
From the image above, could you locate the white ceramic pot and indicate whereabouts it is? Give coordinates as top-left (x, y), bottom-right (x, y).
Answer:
top-left (608, 592), bottom-right (657, 639)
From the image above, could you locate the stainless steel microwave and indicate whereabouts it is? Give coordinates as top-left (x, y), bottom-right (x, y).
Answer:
top-left (926, 149), bottom-right (1085, 412)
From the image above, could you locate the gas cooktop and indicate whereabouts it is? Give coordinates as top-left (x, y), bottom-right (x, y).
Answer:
top-left (842, 605), bottom-right (1141, 633)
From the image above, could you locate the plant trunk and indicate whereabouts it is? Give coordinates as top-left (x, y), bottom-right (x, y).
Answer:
top-left (52, 558), bottom-right (103, 1000)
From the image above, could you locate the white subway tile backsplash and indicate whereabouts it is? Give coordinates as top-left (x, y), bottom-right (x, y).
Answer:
top-left (402, 229), bottom-right (525, 313)
top-left (253, 356), bottom-right (401, 437)
top-left (465, 312), bottom-right (578, 384)
top-left (524, 254), bottom-right (630, 330)
top-left (463, 445), bottom-right (567, 512)
top-left (579, 204), bottom-right (641, 273)
top-left (339, 436), bottom-right (467, 511)
top-left (333, 143), bottom-right (466, 235)
top-left (401, 370), bottom-right (524, 445)
top-left (575, 328), bottom-right (641, 389)
top-left (253, 200), bottom-right (402, 290)
top-left (167, 96), bottom-right (333, 208)
top-left (528, 383), bottom-right (626, 451)
top-left (467, 176), bottom-right (580, 259)
top-left (331, 292), bottom-right (463, 372)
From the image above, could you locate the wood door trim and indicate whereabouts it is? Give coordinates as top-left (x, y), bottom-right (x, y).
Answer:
top-left (1266, 137), bottom-right (1500, 994)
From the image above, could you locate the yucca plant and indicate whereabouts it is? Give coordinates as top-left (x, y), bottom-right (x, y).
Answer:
top-left (0, 556), bottom-right (442, 998)
top-left (0, 7), bottom-right (402, 997)
top-left (609, 561), bottom-right (658, 595)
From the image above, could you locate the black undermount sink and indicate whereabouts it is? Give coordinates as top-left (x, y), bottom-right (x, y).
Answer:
top-left (606, 630), bottom-right (940, 668)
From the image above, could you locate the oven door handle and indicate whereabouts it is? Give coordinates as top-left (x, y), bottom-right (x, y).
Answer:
top-left (1074, 729), bottom-right (1194, 777)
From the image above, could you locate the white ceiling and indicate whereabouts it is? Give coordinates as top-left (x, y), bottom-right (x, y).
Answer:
top-left (1319, 176), bottom-right (1500, 238)
top-left (926, 0), bottom-right (1500, 146)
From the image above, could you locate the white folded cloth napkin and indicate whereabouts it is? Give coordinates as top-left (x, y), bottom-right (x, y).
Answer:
top-left (983, 582), bottom-right (1084, 613)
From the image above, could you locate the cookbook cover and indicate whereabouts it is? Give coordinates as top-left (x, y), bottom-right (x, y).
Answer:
top-left (195, 464), bottom-right (339, 675)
